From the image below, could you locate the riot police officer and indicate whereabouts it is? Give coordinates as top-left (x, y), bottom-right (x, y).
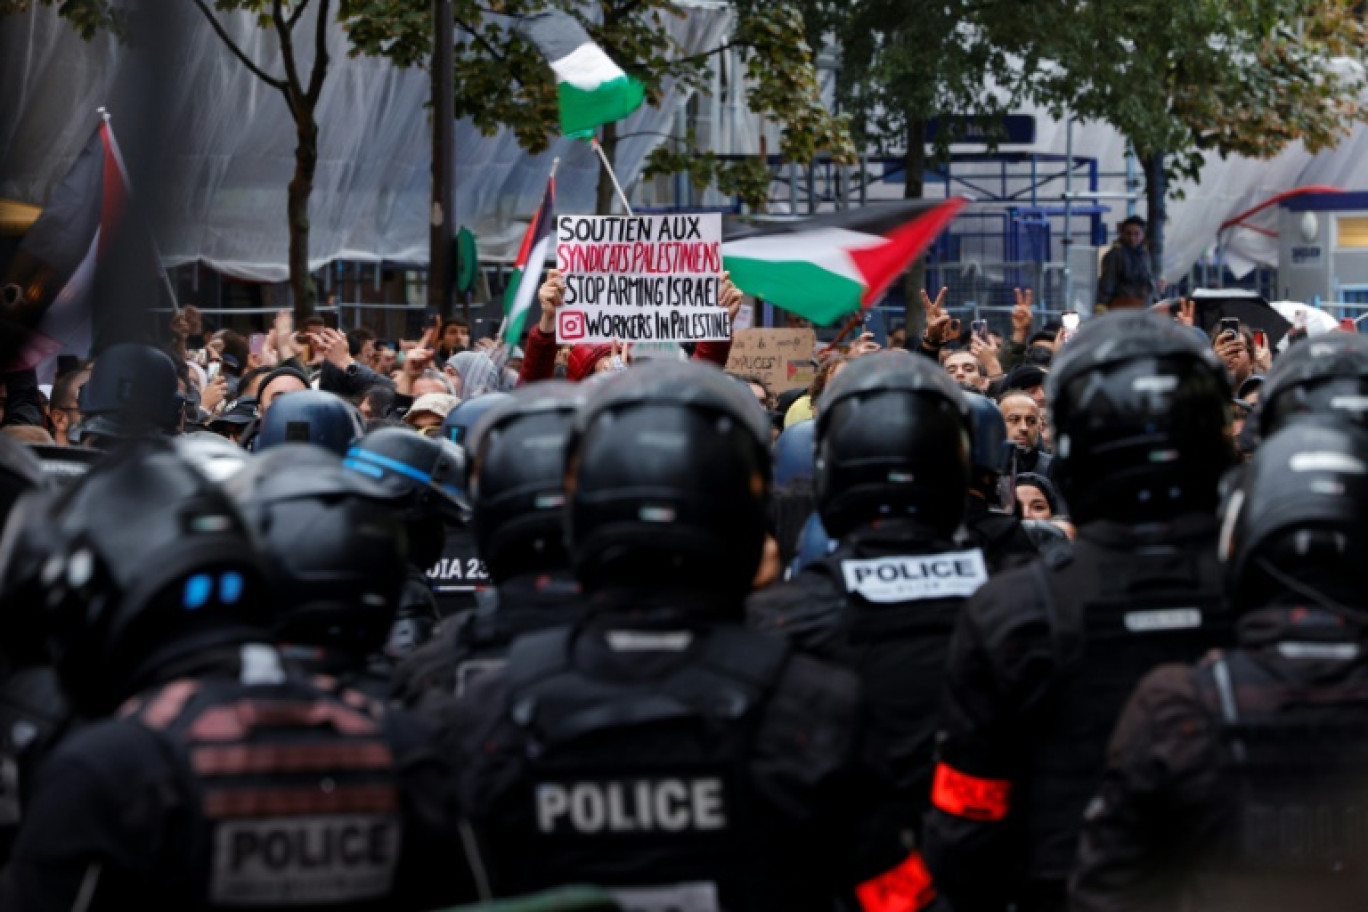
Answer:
top-left (924, 311), bottom-right (1237, 912)
top-left (392, 382), bottom-right (588, 707)
top-left (0, 441), bottom-right (470, 910)
top-left (254, 388), bottom-right (365, 455)
top-left (961, 391), bottom-right (1037, 573)
top-left (228, 444), bottom-right (411, 697)
top-left (75, 342), bottom-right (185, 446)
top-left (1258, 330), bottom-right (1368, 437)
top-left (440, 391), bottom-right (513, 451)
top-left (0, 436), bottom-right (64, 865)
top-left (1073, 419), bottom-right (1368, 912)
top-left (435, 361), bottom-right (927, 912)
top-left (747, 350), bottom-right (980, 894)
top-left (344, 427), bottom-right (467, 646)
top-left (347, 427), bottom-right (482, 622)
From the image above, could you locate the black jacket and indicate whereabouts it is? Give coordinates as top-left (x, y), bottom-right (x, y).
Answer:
top-left (391, 570), bottom-right (587, 712)
top-left (0, 646), bottom-right (471, 911)
top-left (1097, 244), bottom-right (1154, 305)
top-left (924, 514), bottom-right (1232, 912)
top-left (1072, 605), bottom-right (1368, 912)
top-left (435, 589), bottom-right (925, 912)
top-left (748, 521), bottom-right (983, 821)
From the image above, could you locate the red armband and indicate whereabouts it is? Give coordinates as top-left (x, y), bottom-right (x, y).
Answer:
top-left (856, 849), bottom-right (935, 912)
top-left (930, 762), bottom-right (1012, 821)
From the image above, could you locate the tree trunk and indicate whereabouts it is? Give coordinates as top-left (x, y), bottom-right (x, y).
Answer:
top-left (902, 117), bottom-right (927, 338)
top-left (595, 120), bottom-right (620, 215)
top-left (289, 111), bottom-right (319, 322)
top-left (1143, 150), bottom-right (1166, 289)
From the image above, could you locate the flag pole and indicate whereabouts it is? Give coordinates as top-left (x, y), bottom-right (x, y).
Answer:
top-left (590, 136), bottom-right (633, 216)
top-left (495, 156), bottom-right (561, 354)
top-left (99, 107), bottom-right (181, 313)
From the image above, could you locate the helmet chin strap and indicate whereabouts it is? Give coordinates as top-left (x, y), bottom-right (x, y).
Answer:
top-left (1254, 556), bottom-right (1366, 624)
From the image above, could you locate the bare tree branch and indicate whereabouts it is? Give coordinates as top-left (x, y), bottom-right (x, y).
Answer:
top-left (273, 0), bottom-right (306, 103)
top-left (306, 0), bottom-right (331, 105)
top-left (191, 0), bottom-right (289, 92)
top-left (286, 0), bottom-right (308, 31)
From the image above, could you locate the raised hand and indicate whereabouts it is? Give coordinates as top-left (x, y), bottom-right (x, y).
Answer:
top-left (848, 331), bottom-right (881, 359)
top-left (1176, 298), bottom-right (1196, 328)
top-left (720, 271), bottom-right (745, 323)
top-left (538, 269), bottom-right (566, 333)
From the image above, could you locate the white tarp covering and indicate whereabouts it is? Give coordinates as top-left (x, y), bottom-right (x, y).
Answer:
top-left (2, 0), bottom-right (1365, 284)
top-left (0, 1), bottom-right (732, 280)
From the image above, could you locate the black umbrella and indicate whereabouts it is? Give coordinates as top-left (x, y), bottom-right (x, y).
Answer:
top-left (1162, 290), bottom-right (1293, 348)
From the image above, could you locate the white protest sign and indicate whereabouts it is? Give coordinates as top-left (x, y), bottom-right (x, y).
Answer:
top-left (555, 214), bottom-right (729, 345)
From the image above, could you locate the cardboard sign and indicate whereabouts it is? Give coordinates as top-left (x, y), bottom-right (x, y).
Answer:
top-left (723, 328), bottom-right (817, 393)
top-left (556, 214), bottom-right (728, 344)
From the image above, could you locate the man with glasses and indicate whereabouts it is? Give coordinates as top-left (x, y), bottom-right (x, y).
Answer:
top-left (47, 366), bottom-right (90, 447)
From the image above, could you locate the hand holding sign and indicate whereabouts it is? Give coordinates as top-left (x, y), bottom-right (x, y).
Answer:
top-left (720, 271), bottom-right (744, 322)
top-left (556, 214), bottom-right (730, 345)
top-left (538, 269), bottom-right (566, 334)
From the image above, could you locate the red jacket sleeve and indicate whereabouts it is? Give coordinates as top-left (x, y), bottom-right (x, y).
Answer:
top-left (518, 325), bottom-right (558, 385)
top-left (693, 338), bottom-right (733, 369)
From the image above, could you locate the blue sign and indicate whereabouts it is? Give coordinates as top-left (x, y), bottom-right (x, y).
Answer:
top-left (925, 116), bottom-right (1037, 145)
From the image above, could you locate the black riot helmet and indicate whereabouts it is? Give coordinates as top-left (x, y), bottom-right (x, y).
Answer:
top-left (26, 441), bottom-right (270, 716)
top-left (1048, 311), bottom-right (1233, 524)
top-left (227, 445), bottom-right (408, 657)
top-left (255, 389), bottom-right (364, 456)
top-left (468, 381), bottom-right (585, 582)
top-left (565, 360), bottom-right (771, 600)
top-left (442, 392), bottom-right (514, 454)
top-left (1219, 420), bottom-right (1368, 615)
top-left (1259, 332), bottom-right (1368, 436)
top-left (344, 427), bottom-right (466, 568)
top-left (962, 390), bottom-right (1017, 510)
top-left (814, 350), bottom-right (971, 538)
top-left (77, 343), bottom-right (184, 443)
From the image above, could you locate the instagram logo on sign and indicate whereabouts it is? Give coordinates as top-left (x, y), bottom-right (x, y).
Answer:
top-left (559, 310), bottom-right (586, 341)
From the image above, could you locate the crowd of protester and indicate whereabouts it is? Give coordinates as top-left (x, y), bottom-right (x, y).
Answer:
top-left (0, 265), bottom-right (1365, 912)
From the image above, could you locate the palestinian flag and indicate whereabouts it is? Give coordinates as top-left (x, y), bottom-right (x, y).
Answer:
top-left (521, 10), bottom-right (645, 138)
top-left (723, 198), bottom-right (968, 325)
top-left (502, 171), bottom-right (556, 344)
top-left (1, 114), bottom-right (169, 379)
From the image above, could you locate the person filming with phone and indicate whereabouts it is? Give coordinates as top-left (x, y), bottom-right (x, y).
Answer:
top-left (1210, 318), bottom-right (1259, 388)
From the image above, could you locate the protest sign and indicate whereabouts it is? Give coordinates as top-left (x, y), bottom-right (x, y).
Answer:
top-left (724, 328), bottom-right (817, 393)
top-left (555, 214), bottom-right (729, 344)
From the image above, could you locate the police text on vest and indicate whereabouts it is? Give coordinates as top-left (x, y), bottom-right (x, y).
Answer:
top-left (536, 778), bottom-right (727, 834)
top-left (841, 550), bottom-right (989, 603)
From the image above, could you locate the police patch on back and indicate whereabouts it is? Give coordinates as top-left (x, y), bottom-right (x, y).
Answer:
top-left (209, 813), bottom-right (401, 905)
top-left (841, 550), bottom-right (989, 603)
top-left (535, 777), bottom-right (729, 836)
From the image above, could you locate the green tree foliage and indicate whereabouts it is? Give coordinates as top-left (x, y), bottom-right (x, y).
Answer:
top-left (640, 3), bottom-right (856, 213)
top-left (790, 0), bottom-right (1027, 327)
top-left (348, 1), bottom-right (855, 214)
top-left (1005, 0), bottom-right (1367, 273)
